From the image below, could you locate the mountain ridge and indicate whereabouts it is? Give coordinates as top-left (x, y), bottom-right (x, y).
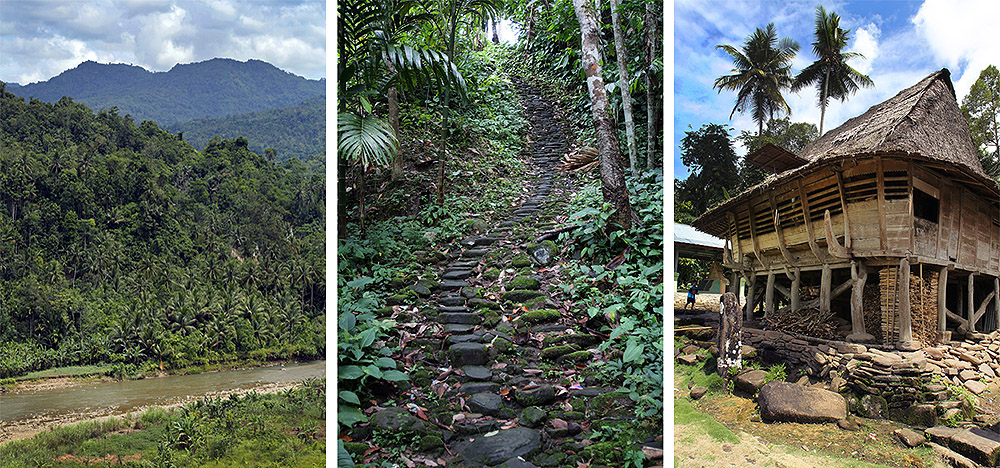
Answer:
top-left (5, 58), bottom-right (325, 126)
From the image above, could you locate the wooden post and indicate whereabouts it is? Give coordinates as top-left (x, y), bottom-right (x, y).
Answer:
top-left (729, 271), bottom-right (739, 295)
top-left (765, 272), bottom-right (776, 318)
top-left (995, 277), bottom-right (1000, 333)
top-left (820, 264), bottom-right (832, 316)
top-left (745, 274), bottom-right (757, 322)
top-left (848, 260), bottom-right (873, 342)
top-left (938, 266), bottom-right (948, 334)
top-left (791, 268), bottom-right (801, 313)
top-left (969, 273), bottom-right (976, 333)
top-left (898, 257), bottom-right (916, 350)
top-left (717, 292), bottom-right (742, 381)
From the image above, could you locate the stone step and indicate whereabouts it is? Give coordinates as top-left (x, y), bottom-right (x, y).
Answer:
top-left (440, 306), bottom-right (470, 313)
top-left (440, 279), bottom-right (470, 289)
top-left (463, 365), bottom-right (493, 381)
top-left (439, 296), bottom-right (466, 306)
top-left (447, 334), bottom-right (482, 345)
top-left (450, 342), bottom-right (487, 366)
top-left (441, 269), bottom-right (473, 280)
top-left (445, 324), bottom-right (476, 333)
top-left (451, 260), bottom-right (480, 268)
top-left (474, 237), bottom-right (499, 246)
top-left (460, 382), bottom-right (500, 393)
top-left (439, 312), bottom-right (481, 325)
top-left (462, 249), bottom-right (488, 258)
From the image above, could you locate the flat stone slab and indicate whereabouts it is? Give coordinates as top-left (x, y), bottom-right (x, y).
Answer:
top-left (735, 369), bottom-right (768, 393)
top-left (495, 457), bottom-right (538, 468)
top-left (451, 260), bottom-right (480, 268)
top-left (463, 365), bottom-right (492, 381)
top-left (474, 237), bottom-right (499, 246)
top-left (440, 306), bottom-right (470, 313)
top-left (462, 249), bottom-right (489, 258)
top-left (445, 324), bottom-right (475, 333)
top-left (450, 342), bottom-right (488, 366)
top-left (372, 407), bottom-right (438, 435)
top-left (439, 312), bottom-right (481, 325)
top-left (758, 381), bottom-right (846, 423)
top-left (447, 334), bottom-right (482, 345)
top-left (927, 426), bottom-right (1000, 466)
top-left (468, 298), bottom-right (501, 310)
top-left (442, 269), bottom-right (473, 280)
top-left (459, 427), bottom-right (542, 467)
top-left (440, 297), bottom-right (466, 306)
top-left (502, 290), bottom-right (544, 302)
top-left (515, 384), bottom-right (556, 407)
top-left (440, 280), bottom-right (470, 289)
top-left (468, 392), bottom-right (503, 415)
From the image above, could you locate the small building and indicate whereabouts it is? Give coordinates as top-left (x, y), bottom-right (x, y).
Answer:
top-left (674, 223), bottom-right (726, 293)
top-left (692, 69), bottom-right (1000, 350)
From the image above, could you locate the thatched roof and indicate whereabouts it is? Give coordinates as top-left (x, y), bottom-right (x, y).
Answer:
top-left (692, 69), bottom-right (996, 236)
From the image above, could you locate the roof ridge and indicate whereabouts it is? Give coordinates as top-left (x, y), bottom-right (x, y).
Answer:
top-left (876, 68), bottom-right (951, 150)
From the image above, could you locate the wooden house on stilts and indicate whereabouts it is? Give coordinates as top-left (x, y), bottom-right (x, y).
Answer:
top-left (692, 69), bottom-right (1000, 351)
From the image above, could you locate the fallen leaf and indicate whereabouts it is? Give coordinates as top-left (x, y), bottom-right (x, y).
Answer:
top-left (338, 434), bottom-right (353, 441)
top-left (415, 408), bottom-right (429, 421)
top-left (452, 413), bottom-right (466, 423)
top-left (363, 446), bottom-right (380, 456)
top-left (491, 362), bottom-right (507, 369)
top-left (523, 369), bottom-right (542, 375)
top-left (499, 388), bottom-right (511, 396)
top-left (401, 454), bottom-right (416, 468)
top-left (435, 385), bottom-right (447, 398)
top-left (550, 418), bottom-right (568, 430)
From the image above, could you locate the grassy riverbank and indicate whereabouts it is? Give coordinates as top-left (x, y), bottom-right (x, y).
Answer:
top-left (0, 379), bottom-right (325, 467)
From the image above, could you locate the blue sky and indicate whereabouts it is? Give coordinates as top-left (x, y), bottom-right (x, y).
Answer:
top-left (0, 0), bottom-right (326, 84)
top-left (673, 0), bottom-right (1000, 180)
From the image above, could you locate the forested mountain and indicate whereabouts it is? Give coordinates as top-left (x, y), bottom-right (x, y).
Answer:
top-left (169, 95), bottom-right (325, 162)
top-left (0, 83), bottom-right (325, 378)
top-left (6, 58), bottom-right (324, 126)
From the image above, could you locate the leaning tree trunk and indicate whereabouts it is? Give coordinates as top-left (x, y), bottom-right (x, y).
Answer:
top-left (820, 66), bottom-right (830, 135)
top-left (609, 0), bottom-right (637, 177)
top-left (644, 1), bottom-right (660, 170)
top-left (572, 0), bottom-right (635, 230)
top-left (386, 60), bottom-right (403, 181)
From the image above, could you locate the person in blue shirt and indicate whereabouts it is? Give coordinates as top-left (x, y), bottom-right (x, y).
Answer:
top-left (685, 284), bottom-right (699, 310)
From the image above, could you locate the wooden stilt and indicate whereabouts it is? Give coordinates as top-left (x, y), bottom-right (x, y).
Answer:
top-left (791, 268), bottom-right (801, 313)
top-left (969, 274), bottom-right (976, 333)
top-left (765, 272), bottom-right (776, 318)
top-left (820, 264), bottom-right (832, 316)
top-left (995, 277), bottom-right (999, 334)
top-left (745, 274), bottom-right (757, 322)
top-left (848, 260), bottom-right (873, 342)
top-left (898, 257), bottom-right (916, 350)
top-left (938, 266), bottom-right (949, 335)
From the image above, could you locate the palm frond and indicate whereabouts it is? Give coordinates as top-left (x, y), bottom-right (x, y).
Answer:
top-left (338, 112), bottom-right (398, 168)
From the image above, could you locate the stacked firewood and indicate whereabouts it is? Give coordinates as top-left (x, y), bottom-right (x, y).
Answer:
top-left (765, 307), bottom-right (838, 339)
top-left (910, 270), bottom-right (939, 346)
top-left (555, 147), bottom-right (599, 172)
top-left (863, 281), bottom-right (883, 340)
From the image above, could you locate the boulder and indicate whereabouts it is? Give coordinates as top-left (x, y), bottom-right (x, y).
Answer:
top-left (372, 407), bottom-right (438, 435)
top-left (927, 426), bottom-right (1000, 467)
top-left (690, 386), bottom-right (708, 400)
top-left (964, 379), bottom-right (987, 394)
top-left (757, 381), bottom-right (846, 423)
top-left (468, 392), bottom-right (503, 416)
top-left (459, 427), bottom-right (542, 467)
top-left (450, 343), bottom-right (488, 366)
top-left (520, 406), bottom-right (547, 427)
top-left (858, 394), bottom-right (887, 419)
top-left (677, 354), bottom-right (700, 365)
top-left (895, 428), bottom-right (926, 448)
top-left (515, 384), bottom-right (556, 407)
top-left (735, 369), bottom-right (768, 394)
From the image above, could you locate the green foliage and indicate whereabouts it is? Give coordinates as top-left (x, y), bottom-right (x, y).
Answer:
top-left (338, 112), bottom-right (399, 167)
top-left (6, 58), bottom-right (324, 126)
top-left (763, 363), bottom-right (787, 385)
top-left (735, 117), bottom-right (819, 189)
top-left (961, 64), bottom-right (1000, 180)
top-left (0, 379), bottom-right (326, 468)
top-left (170, 96), bottom-right (325, 163)
top-left (675, 123), bottom-right (739, 217)
top-left (557, 170), bottom-right (663, 418)
top-left (0, 85), bottom-right (325, 379)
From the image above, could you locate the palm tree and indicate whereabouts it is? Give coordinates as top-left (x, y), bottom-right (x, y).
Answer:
top-left (714, 24), bottom-right (800, 145)
top-left (793, 6), bottom-right (874, 135)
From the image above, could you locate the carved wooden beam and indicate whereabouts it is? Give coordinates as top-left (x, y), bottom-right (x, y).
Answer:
top-left (824, 210), bottom-right (851, 259)
top-left (746, 201), bottom-right (766, 268)
top-left (834, 169), bottom-right (852, 250)
top-left (769, 192), bottom-right (797, 266)
top-left (972, 291), bottom-right (996, 326)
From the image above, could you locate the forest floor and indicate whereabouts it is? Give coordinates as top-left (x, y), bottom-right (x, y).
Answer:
top-left (342, 76), bottom-right (662, 467)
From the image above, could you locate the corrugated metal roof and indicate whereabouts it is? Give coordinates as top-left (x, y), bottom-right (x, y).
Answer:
top-left (675, 223), bottom-right (724, 249)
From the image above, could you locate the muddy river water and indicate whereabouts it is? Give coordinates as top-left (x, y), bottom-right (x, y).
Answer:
top-left (0, 360), bottom-right (325, 440)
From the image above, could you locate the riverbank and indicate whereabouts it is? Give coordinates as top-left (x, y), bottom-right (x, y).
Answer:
top-left (0, 379), bottom-right (325, 467)
top-left (3, 358), bottom-right (312, 395)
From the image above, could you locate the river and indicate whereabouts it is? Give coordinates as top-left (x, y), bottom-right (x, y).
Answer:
top-left (0, 360), bottom-right (325, 442)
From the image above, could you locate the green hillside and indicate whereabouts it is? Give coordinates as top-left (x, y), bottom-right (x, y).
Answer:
top-left (169, 95), bottom-right (325, 162)
top-left (0, 83), bottom-right (325, 379)
top-left (6, 58), bottom-right (324, 126)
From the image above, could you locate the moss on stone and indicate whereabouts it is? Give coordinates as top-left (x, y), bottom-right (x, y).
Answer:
top-left (540, 344), bottom-right (578, 361)
top-left (511, 252), bottom-right (532, 268)
top-left (386, 290), bottom-right (417, 306)
top-left (343, 441), bottom-right (370, 457)
top-left (494, 337), bottom-right (515, 355)
top-left (412, 368), bottom-right (435, 387)
top-left (558, 350), bottom-right (591, 363)
top-left (503, 289), bottom-right (544, 303)
top-left (482, 310), bottom-right (501, 327)
top-left (375, 306), bottom-right (395, 318)
top-left (482, 268), bottom-right (501, 281)
top-left (418, 435), bottom-right (444, 451)
top-left (506, 276), bottom-right (541, 290)
top-left (521, 406), bottom-right (547, 427)
top-left (589, 391), bottom-right (635, 419)
top-left (520, 308), bottom-right (560, 324)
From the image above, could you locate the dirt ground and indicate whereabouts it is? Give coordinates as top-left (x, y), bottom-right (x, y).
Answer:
top-left (673, 291), bottom-right (724, 312)
top-left (0, 381), bottom-right (302, 444)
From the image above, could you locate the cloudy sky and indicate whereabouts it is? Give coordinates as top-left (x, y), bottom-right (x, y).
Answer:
top-left (0, 0), bottom-right (326, 85)
top-left (673, 0), bottom-right (1000, 179)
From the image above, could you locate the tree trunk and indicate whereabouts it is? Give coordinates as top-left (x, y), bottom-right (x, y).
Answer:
top-left (359, 163), bottom-right (367, 233)
top-left (644, 1), bottom-right (660, 170)
top-left (386, 60), bottom-right (403, 182)
top-left (820, 66), bottom-right (830, 135)
top-left (526, 7), bottom-right (535, 42)
top-left (573, 0), bottom-right (635, 230)
top-left (438, 8), bottom-right (459, 206)
top-left (492, 18), bottom-right (499, 43)
top-left (609, 0), bottom-right (637, 177)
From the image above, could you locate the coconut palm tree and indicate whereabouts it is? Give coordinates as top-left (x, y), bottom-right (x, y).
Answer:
top-left (793, 6), bottom-right (874, 135)
top-left (714, 24), bottom-right (800, 145)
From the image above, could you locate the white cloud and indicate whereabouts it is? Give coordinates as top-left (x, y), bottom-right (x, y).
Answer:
top-left (850, 23), bottom-right (880, 75)
top-left (913, 0), bottom-right (1000, 100)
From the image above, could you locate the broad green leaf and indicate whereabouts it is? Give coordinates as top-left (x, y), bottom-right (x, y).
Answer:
top-left (346, 276), bottom-right (375, 289)
top-left (339, 390), bottom-right (361, 405)
top-left (338, 440), bottom-right (356, 467)
top-left (622, 339), bottom-right (643, 363)
top-left (339, 365), bottom-right (364, 380)
top-left (364, 364), bottom-right (383, 379)
top-left (339, 312), bottom-right (356, 332)
top-left (382, 370), bottom-right (409, 382)
top-left (360, 328), bottom-right (377, 348)
top-left (376, 357), bottom-right (396, 369)
top-left (338, 405), bottom-right (367, 427)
